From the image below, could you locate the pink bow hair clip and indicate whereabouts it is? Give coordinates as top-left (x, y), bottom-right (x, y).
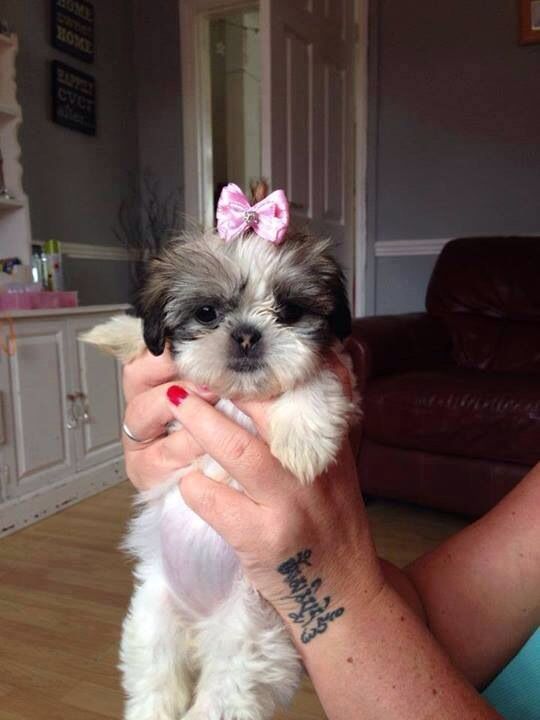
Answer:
top-left (216, 183), bottom-right (290, 245)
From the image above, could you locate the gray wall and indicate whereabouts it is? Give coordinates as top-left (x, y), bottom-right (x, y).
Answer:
top-left (368, 0), bottom-right (540, 315)
top-left (2, 0), bottom-right (137, 304)
top-left (133, 0), bottom-right (184, 216)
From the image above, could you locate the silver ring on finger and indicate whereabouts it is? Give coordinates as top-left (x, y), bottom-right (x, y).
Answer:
top-left (122, 422), bottom-right (157, 445)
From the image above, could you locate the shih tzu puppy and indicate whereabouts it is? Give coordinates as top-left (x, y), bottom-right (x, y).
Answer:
top-left (83, 184), bottom-right (356, 720)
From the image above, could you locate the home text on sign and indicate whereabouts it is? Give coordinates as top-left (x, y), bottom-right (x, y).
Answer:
top-left (56, 0), bottom-right (93, 21)
top-left (51, 0), bottom-right (94, 63)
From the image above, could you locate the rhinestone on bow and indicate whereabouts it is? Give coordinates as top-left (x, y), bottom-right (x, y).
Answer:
top-left (243, 209), bottom-right (259, 226)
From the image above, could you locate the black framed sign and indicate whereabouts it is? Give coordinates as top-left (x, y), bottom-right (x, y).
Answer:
top-left (51, 0), bottom-right (94, 63)
top-left (51, 61), bottom-right (96, 136)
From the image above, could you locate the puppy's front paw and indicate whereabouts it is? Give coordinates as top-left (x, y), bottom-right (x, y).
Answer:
top-left (183, 703), bottom-right (263, 720)
top-left (268, 370), bottom-right (352, 484)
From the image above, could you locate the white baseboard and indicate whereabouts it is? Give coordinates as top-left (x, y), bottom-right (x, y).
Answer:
top-left (62, 242), bottom-right (130, 261)
top-left (0, 456), bottom-right (126, 538)
top-left (375, 239), bottom-right (449, 257)
top-left (34, 241), bottom-right (130, 261)
top-left (375, 235), bottom-right (540, 257)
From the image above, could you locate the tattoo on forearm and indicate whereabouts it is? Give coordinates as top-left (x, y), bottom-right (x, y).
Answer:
top-left (277, 549), bottom-right (345, 644)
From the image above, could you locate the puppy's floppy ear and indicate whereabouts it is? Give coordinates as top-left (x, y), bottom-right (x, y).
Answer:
top-left (142, 302), bottom-right (168, 356)
top-left (329, 266), bottom-right (352, 341)
top-left (138, 259), bottom-right (170, 356)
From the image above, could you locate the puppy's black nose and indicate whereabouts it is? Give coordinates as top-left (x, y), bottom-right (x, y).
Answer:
top-left (231, 325), bottom-right (262, 355)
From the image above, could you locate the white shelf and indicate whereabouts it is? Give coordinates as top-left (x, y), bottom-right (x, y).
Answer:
top-left (0, 196), bottom-right (23, 211)
top-left (0, 103), bottom-right (19, 121)
top-left (0, 34), bottom-right (31, 264)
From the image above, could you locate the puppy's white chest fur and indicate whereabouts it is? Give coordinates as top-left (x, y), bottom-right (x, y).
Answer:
top-left (158, 399), bottom-right (255, 617)
top-left (159, 488), bottom-right (239, 617)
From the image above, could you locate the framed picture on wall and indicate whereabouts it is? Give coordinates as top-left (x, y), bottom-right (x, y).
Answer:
top-left (51, 61), bottom-right (96, 136)
top-left (51, 0), bottom-right (95, 63)
top-left (519, 0), bottom-right (540, 44)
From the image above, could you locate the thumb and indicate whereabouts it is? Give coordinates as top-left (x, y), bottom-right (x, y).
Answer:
top-left (179, 471), bottom-right (258, 548)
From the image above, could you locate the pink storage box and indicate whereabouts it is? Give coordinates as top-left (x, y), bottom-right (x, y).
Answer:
top-left (0, 291), bottom-right (79, 311)
top-left (0, 293), bottom-right (33, 310)
top-left (30, 291), bottom-right (78, 309)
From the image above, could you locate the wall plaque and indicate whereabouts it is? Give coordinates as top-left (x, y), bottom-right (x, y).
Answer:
top-left (51, 60), bottom-right (96, 136)
top-left (51, 0), bottom-right (94, 63)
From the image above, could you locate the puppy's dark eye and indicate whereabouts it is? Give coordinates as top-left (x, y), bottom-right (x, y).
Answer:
top-left (195, 305), bottom-right (218, 324)
top-left (278, 302), bottom-right (304, 324)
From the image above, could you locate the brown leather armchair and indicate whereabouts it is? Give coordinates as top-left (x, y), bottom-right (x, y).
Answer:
top-left (348, 237), bottom-right (540, 517)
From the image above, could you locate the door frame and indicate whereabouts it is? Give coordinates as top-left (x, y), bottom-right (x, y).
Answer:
top-left (354, 0), bottom-right (369, 316)
top-left (180, 0), bottom-right (257, 230)
top-left (180, 0), bottom-right (369, 315)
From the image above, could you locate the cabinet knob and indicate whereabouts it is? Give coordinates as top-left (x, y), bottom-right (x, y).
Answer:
top-left (75, 392), bottom-right (91, 424)
top-left (66, 393), bottom-right (79, 429)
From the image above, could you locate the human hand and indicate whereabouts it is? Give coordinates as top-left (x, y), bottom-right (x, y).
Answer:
top-left (165, 374), bottom-right (384, 639)
top-left (121, 347), bottom-right (217, 491)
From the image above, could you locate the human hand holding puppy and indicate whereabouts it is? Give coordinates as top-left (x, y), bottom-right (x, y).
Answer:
top-left (120, 345), bottom-right (217, 491)
top-left (169, 384), bottom-right (382, 623)
top-left (121, 351), bottom-right (500, 720)
top-left (121, 345), bottom-right (378, 617)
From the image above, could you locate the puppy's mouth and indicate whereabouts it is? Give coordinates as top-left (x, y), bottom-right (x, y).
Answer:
top-left (227, 358), bottom-right (265, 373)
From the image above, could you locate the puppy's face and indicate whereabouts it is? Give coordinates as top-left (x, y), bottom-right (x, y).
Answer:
top-left (139, 231), bottom-right (351, 399)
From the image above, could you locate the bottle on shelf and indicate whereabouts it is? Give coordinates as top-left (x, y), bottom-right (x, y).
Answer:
top-left (31, 244), bottom-right (45, 287)
top-left (43, 239), bottom-right (64, 291)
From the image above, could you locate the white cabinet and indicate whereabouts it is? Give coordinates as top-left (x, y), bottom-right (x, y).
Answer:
top-left (3, 318), bottom-right (75, 499)
top-left (0, 306), bottom-right (127, 537)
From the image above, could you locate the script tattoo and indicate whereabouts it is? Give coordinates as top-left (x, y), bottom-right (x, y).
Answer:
top-left (277, 549), bottom-right (345, 644)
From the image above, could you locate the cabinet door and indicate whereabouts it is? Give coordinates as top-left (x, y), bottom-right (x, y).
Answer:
top-left (68, 315), bottom-right (124, 471)
top-left (3, 319), bottom-right (76, 499)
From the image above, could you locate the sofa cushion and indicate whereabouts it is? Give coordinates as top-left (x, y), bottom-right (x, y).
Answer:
top-left (426, 237), bottom-right (540, 320)
top-left (426, 237), bottom-right (540, 373)
top-left (443, 314), bottom-right (540, 373)
top-left (364, 369), bottom-right (540, 466)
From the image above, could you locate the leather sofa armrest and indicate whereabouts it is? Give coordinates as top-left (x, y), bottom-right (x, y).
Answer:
top-left (346, 313), bottom-right (453, 389)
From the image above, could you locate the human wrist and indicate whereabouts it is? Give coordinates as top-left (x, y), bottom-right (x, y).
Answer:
top-left (271, 539), bottom-right (385, 648)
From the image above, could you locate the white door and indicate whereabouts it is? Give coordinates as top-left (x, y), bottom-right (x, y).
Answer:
top-left (2, 318), bottom-right (76, 499)
top-left (260, 0), bottom-right (356, 295)
top-left (67, 316), bottom-right (124, 472)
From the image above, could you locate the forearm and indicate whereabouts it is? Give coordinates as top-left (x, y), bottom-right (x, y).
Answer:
top-left (283, 578), bottom-right (501, 720)
top-left (404, 463), bottom-right (540, 688)
top-left (371, 465), bottom-right (540, 690)
top-left (380, 558), bottom-right (426, 621)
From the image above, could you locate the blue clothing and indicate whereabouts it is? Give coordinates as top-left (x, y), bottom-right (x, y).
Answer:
top-left (482, 629), bottom-right (540, 719)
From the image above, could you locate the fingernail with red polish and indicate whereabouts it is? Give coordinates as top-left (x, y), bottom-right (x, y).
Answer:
top-left (167, 385), bottom-right (189, 406)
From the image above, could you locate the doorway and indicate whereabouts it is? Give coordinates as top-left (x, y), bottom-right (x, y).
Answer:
top-left (209, 9), bottom-right (261, 215)
top-left (180, 0), bottom-right (368, 315)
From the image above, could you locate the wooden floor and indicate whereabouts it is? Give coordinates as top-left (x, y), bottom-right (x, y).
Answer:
top-left (0, 482), bottom-right (467, 720)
